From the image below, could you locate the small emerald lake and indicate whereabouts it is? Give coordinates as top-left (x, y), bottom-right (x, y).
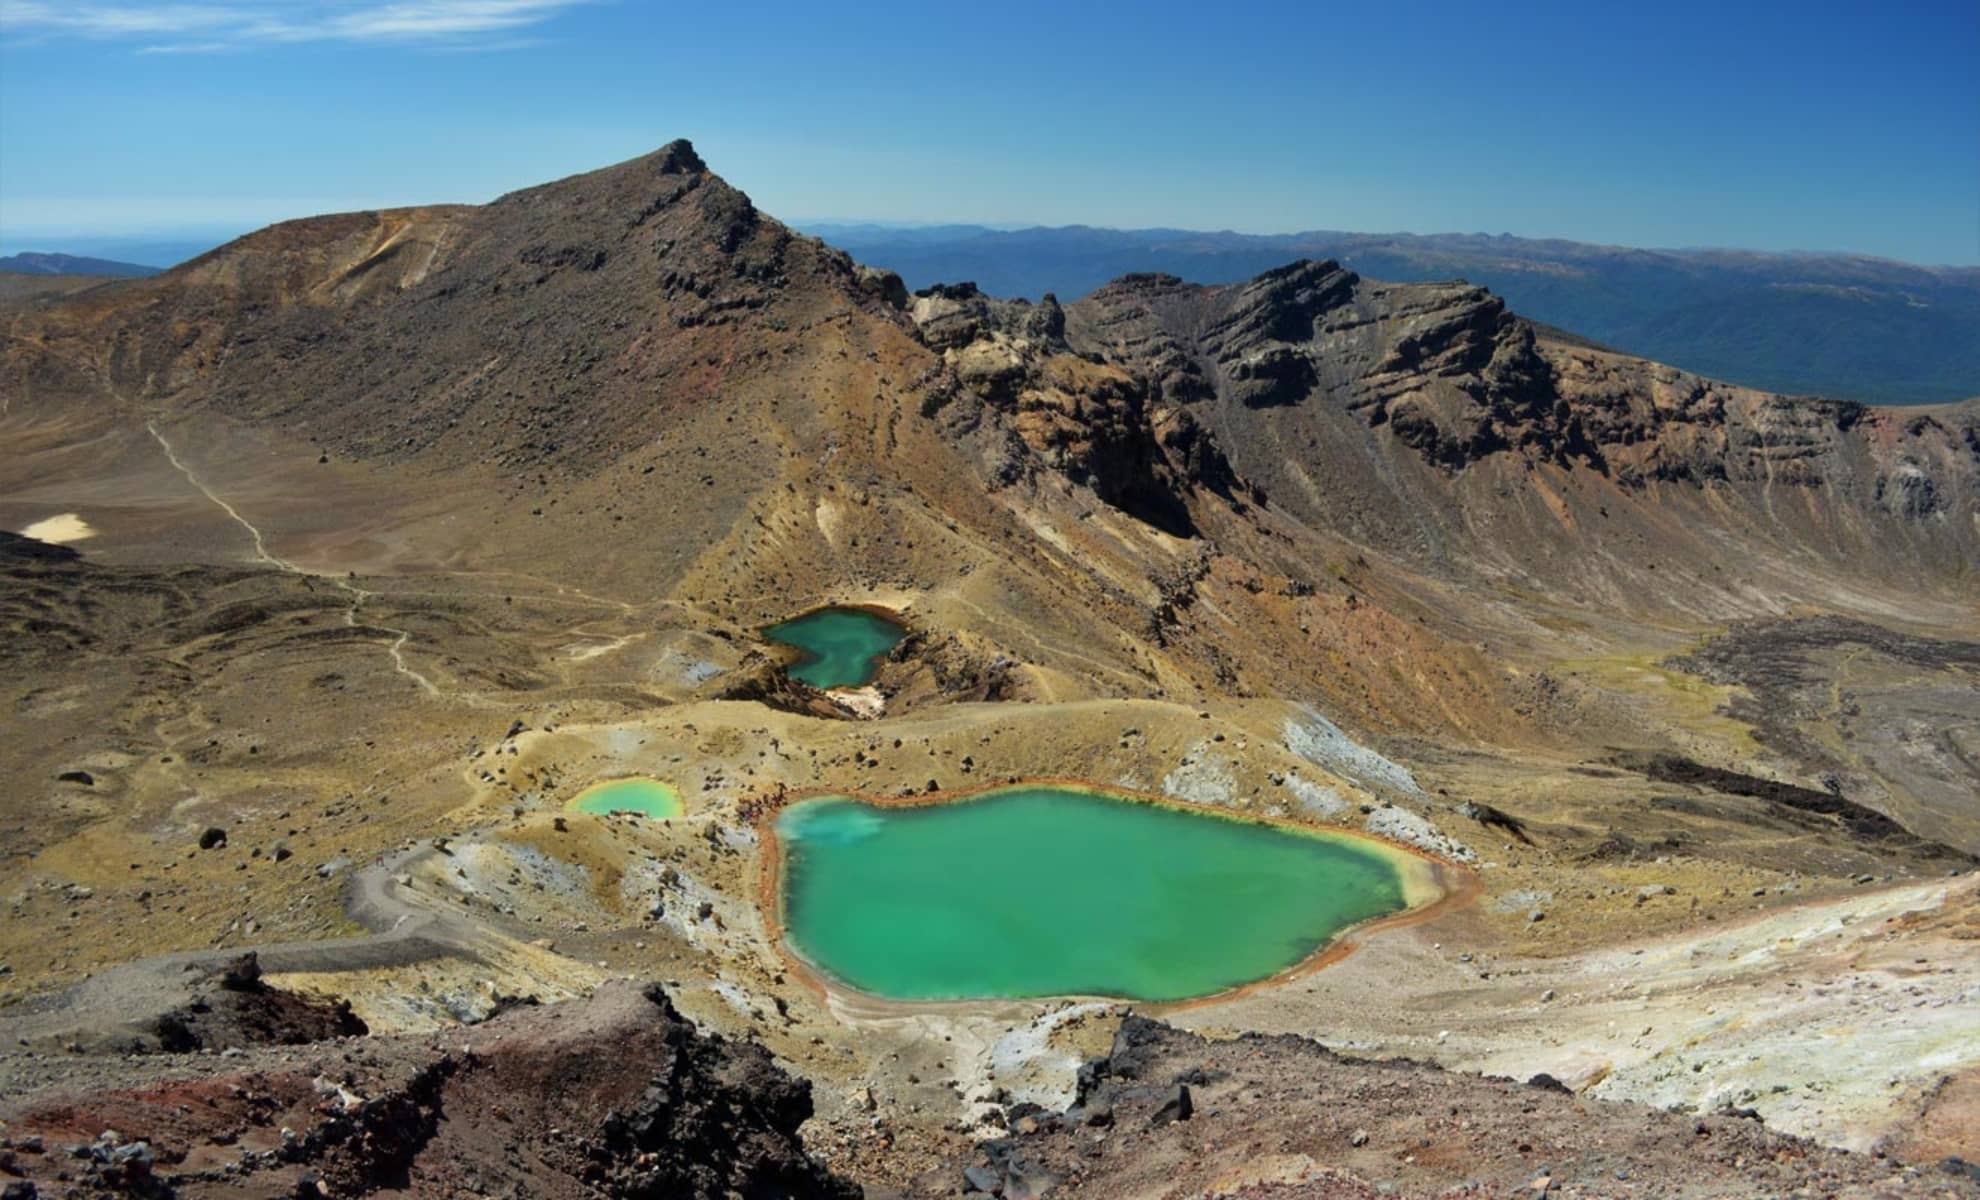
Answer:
top-left (774, 785), bottom-right (1417, 1003)
top-left (764, 607), bottom-right (905, 689)
top-left (569, 777), bottom-right (683, 819)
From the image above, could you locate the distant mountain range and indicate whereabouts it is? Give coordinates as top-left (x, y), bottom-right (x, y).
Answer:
top-left (0, 251), bottom-right (161, 277)
top-left (11, 218), bottom-right (1974, 405)
top-left (803, 224), bottom-right (1980, 405)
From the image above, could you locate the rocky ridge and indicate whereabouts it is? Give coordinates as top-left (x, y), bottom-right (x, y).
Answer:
top-left (0, 982), bottom-right (856, 1200)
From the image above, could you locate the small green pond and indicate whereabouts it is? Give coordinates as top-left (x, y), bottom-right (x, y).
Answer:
top-left (764, 607), bottom-right (905, 689)
top-left (569, 777), bottom-right (683, 819)
top-left (775, 785), bottom-right (1410, 1002)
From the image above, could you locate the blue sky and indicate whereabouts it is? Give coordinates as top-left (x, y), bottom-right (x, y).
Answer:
top-left (2, 0), bottom-right (1976, 264)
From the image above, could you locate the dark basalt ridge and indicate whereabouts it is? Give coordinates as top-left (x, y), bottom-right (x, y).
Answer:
top-left (0, 983), bottom-right (856, 1200)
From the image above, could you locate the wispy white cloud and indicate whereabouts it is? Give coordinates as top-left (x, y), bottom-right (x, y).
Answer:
top-left (134, 39), bottom-right (239, 53)
top-left (0, 0), bottom-right (586, 51)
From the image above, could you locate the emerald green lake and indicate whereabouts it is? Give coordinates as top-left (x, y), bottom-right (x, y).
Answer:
top-left (764, 607), bottom-right (905, 689)
top-left (776, 786), bottom-right (1410, 1002)
top-left (569, 777), bottom-right (683, 819)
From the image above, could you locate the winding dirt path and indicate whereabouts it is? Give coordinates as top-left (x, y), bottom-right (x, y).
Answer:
top-left (0, 842), bottom-right (482, 1050)
top-left (145, 419), bottom-right (440, 696)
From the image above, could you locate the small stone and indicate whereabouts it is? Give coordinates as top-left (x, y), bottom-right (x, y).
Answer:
top-left (110, 1141), bottom-right (152, 1170)
top-left (1005, 1161), bottom-right (1058, 1200)
top-left (962, 1164), bottom-right (1000, 1193)
top-left (1349, 1128), bottom-right (1370, 1146)
top-left (199, 827), bottom-right (228, 850)
top-left (1149, 1083), bottom-right (1192, 1126)
top-left (220, 952), bottom-right (262, 991)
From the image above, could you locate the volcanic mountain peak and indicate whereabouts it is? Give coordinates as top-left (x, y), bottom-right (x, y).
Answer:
top-left (612, 135), bottom-right (709, 177)
top-left (7, 141), bottom-right (1976, 604)
top-left (484, 136), bottom-right (740, 242)
top-left (5, 140), bottom-right (930, 477)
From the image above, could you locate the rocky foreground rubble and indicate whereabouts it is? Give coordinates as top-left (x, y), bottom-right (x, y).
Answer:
top-left (928, 1017), bottom-right (1980, 1200)
top-left (0, 982), bottom-right (854, 1199)
top-left (3, 982), bottom-right (1976, 1199)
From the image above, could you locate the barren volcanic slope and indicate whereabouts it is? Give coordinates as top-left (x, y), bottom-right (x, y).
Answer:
top-left (3, 142), bottom-right (1978, 1197)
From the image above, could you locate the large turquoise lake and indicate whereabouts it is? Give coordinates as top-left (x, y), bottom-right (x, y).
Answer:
top-left (764, 607), bottom-right (905, 689)
top-left (775, 785), bottom-right (1412, 1002)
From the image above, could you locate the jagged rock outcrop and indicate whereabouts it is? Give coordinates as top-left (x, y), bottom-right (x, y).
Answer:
top-left (907, 280), bottom-right (1243, 537)
top-left (0, 983), bottom-right (856, 1200)
top-left (146, 955), bottom-right (369, 1054)
top-left (1033, 259), bottom-right (1980, 599)
top-left (1056, 259), bottom-right (1979, 497)
top-left (945, 1015), bottom-right (1974, 1200)
top-left (880, 251), bottom-right (1979, 608)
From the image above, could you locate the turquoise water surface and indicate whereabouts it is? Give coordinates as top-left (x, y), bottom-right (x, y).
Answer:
top-left (569, 777), bottom-right (683, 818)
top-left (764, 607), bottom-right (905, 689)
top-left (776, 785), bottom-right (1408, 1002)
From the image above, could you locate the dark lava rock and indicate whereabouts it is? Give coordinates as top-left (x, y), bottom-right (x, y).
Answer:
top-left (56, 770), bottom-right (93, 786)
top-left (1003, 1160), bottom-right (1058, 1200)
top-left (592, 984), bottom-right (858, 1200)
top-left (0, 531), bottom-right (79, 564)
top-left (6, 981), bottom-right (857, 1198)
top-left (219, 951), bottom-right (262, 991)
top-left (1618, 750), bottom-right (1971, 860)
top-left (145, 956), bottom-right (368, 1054)
top-left (962, 1163), bottom-right (1001, 1194)
top-left (1149, 1083), bottom-right (1193, 1126)
top-left (198, 827), bottom-right (228, 850)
